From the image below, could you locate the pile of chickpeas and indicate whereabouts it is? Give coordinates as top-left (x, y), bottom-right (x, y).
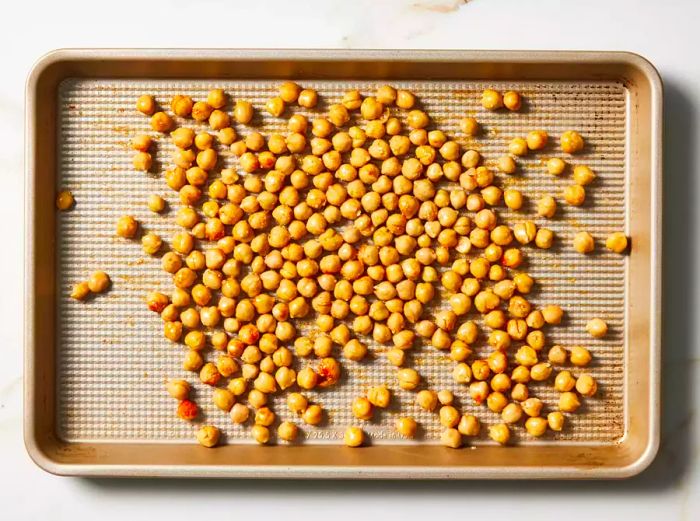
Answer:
top-left (71, 81), bottom-right (629, 449)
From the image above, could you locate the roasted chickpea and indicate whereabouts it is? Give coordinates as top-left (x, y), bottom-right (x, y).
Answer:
top-left (573, 231), bottom-right (595, 254)
top-left (560, 130), bottom-right (585, 154)
top-left (606, 232), bottom-right (629, 253)
top-left (481, 89), bottom-right (503, 110)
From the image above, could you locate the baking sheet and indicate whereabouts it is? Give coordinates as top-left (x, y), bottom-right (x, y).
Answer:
top-left (56, 78), bottom-right (626, 446)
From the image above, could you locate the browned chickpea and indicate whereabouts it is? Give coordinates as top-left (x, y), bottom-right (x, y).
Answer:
top-left (171, 95), bottom-right (193, 117)
top-left (503, 91), bottom-right (522, 111)
top-left (481, 89), bottom-right (503, 110)
top-left (460, 117), bottom-right (479, 136)
top-left (298, 89), bottom-right (319, 108)
top-left (136, 94), bottom-right (156, 115)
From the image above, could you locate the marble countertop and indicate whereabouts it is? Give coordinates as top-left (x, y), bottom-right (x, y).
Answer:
top-left (2, 0), bottom-right (698, 518)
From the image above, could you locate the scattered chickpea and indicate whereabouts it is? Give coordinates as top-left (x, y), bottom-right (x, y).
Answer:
top-left (87, 271), bottom-right (110, 293)
top-left (586, 318), bottom-right (608, 338)
top-left (396, 417), bottom-right (417, 438)
top-left (251, 424), bottom-right (270, 444)
top-left (573, 165), bottom-right (596, 185)
top-left (488, 423), bottom-right (511, 445)
top-left (526, 130), bottom-right (548, 150)
top-left (70, 281), bottom-right (90, 300)
top-left (503, 91), bottom-right (522, 111)
top-left (606, 232), bottom-right (628, 253)
top-left (460, 117), bottom-right (479, 136)
top-left (546, 157), bottom-right (566, 175)
top-left (560, 130), bottom-right (585, 154)
top-left (441, 428), bottom-right (462, 448)
top-left (509, 138), bottom-right (528, 156)
top-left (576, 374), bottom-right (598, 397)
top-left (136, 95), bottom-right (156, 115)
top-left (525, 417), bottom-right (548, 437)
top-left (278, 421), bottom-right (299, 442)
top-left (116, 215), bottom-right (139, 238)
top-left (166, 379), bottom-right (190, 400)
top-left (547, 411), bottom-right (565, 432)
top-left (56, 190), bottom-right (75, 210)
top-left (298, 89), bottom-right (319, 108)
top-left (147, 194), bottom-right (166, 213)
top-left (481, 89), bottom-right (503, 110)
top-left (559, 391), bottom-right (581, 413)
top-left (564, 184), bottom-right (586, 206)
top-left (344, 426), bottom-right (365, 447)
top-left (573, 231), bottom-right (595, 254)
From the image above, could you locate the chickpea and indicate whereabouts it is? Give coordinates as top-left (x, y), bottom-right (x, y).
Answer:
top-left (87, 271), bottom-right (110, 293)
top-left (503, 91), bottom-right (522, 111)
top-left (342, 89), bottom-right (363, 110)
top-left (459, 116), bottom-right (479, 136)
top-left (182, 350), bottom-right (203, 372)
top-left (606, 232), bottom-right (628, 253)
top-left (70, 281), bottom-right (90, 300)
top-left (501, 402), bottom-right (523, 424)
top-left (573, 231), bottom-right (595, 254)
top-left (564, 184), bottom-right (586, 206)
top-left (524, 417), bottom-right (548, 437)
top-left (367, 386), bottom-right (391, 408)
top-left (251, 424), bottom-right (270, 445)
top-left (392, 417), bottom-right (417, 438)
top-left (297, 367), bottom-right (318, 390)
top-left (150, 111), bottom-right (173, 133)
top-left (298, 88), bottom-right (318, 108)
top-left (200, 363), bottom-right (221, 386)
top-left (560, 130), bottom-right (585, 154)
top-left (509, 138), bottom-right (528, 156)
top-left (344, 339), bottom-right (368, 361)
top-left (277, 421), bottom-right (298, 443)
top-left (573, 165), bottom-right (596, 186)
top-left (503, 189), bottom-right (523, 210)
top-left (287, 392), bottom-right (308, 415)
top-left (141, 233), bottom-right (162, 255)
top-left (559, 391), bottom-right (581, 413)
top-left (437, 427), bottom-right (461, 448)
top-left (136, 94), bottom-right (156, 115)
top-left (397, 368), bottom-right (420, 390)
top-left (488, 423), bottom-right (510, 445)
top-left (586, 318), bottom-right (608, 338)
top-left (416, 389), bottom-right (438, 412)
top-left (232, 100), bottom-right (254, 124)
top-left (407, 110), bottom-right (429, 129)
top-left (116, 215), bottom-right (139, 238)
top-left (576, 374), bottom-right (598, 397)
top-left (491, 155), bottom-right (514, 176)
top-left (547, 345), bottom-right (567, 365)
top-left (212, 388), bottom-right (235, 412)
top-left (481, 89), bottom-right (503, 110)
top-left (195, 425), bottom-right (220, 448)
top-left (543, 158), bottom-right (565, 177)
top-left (344, 426), bottom-right (364, 447)
top-left (530, 362), bottom-right (553, 382)
top-left (352, 396), bottom-right (373, 421)
top-left (55, 188), bottom-right (76, 211)
top-left (302, 404), bottom-right (323, 425)
top-left (547, 411), bottom-right (565, 432)
top-left (541, 305), bottom-right (563, 325)
top-left (526, 130), bottom-right (548, 150)
top-left (453, 363), bottom-right (472, 384)
top-left (521, 397), bottom-right (543, 418)
top-left (166, 379), bottom-right (190, 400)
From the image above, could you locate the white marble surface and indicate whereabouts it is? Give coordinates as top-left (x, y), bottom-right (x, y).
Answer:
top-left (1, 0), bottom-right (698, 518)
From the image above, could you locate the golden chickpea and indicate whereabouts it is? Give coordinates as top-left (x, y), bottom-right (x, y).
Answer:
top-left (342, 89), bottom-right (362, 110)
top-left (440, 428), bottom-right (462, 448)
top-left (503, 189), bottom-right (523, 210)
top-left (416, 389), bottom-right (438, 411)
top-left (251, 424), bottom-right (270, 445)
top-left (56, 189), bottom-right (75, 211)
top-left (586, 318), bottom-right (608, 338)
top-left (131, 134), bottom-right (152, 152)
top-left (573, 231), bottom-right (595, 254)
top-left (284, 393), bottom-right (308, 416)
top-left (196, 425), bottom-right (220, 448)
top-left (488, 423), bottom-right (510, 445)
top-left (116, 215), bottom-right (139, 238)
top-left (150, 111), bottom-right (173, 133)
top-left (132, 151), bottom-right (152, 172)
top-left (541, 305), bottom-right (563, 325)
top-left (546, 157), bottom-right (566, 175)
top-left (140, 233), bottom-right (162, 255)
top-left (481, 88), bottom-right (503, 110)
top-left (532, 228), bottom-right (553, 249)
top-left (560, 130), bottom-right (585, 154)
top-left (573, 165), bottom-right (596, 186)
top-left (487, 391), bottom-right (508, 413)
top-left (526, 130), bottom-right (548, 150)
top-left (277, 421), bottom-right (298, 443)
top-left (606, 232), bottom-right (629, 253)
top-left (298, 88), bottom-right (318, 108)
top-left (452, 363), bottom-right (472, 385)
top-left (211, 388), bottom-right (235, 412)
top-left (70, 281), bottom-right (90, 300)
top-left (200, 363), bottom-right (221, 386)
top-left (87, 271), bottom-right (110, 293)
top-left (171, 95), bottom-right (193, 117)
top-left (497, 155), bottom-right (517, 174)
top-left (547, 411), bottom-right (565, 432)
top-left (407, 110), bottom-right (429, 129)
top-left (166, 379), bottom-right (190, 400)
top-left (576, 374), bottom-right (598, 397)
top-left (179, 346), bottom-right (203, 370)
top-left (501, 402), bottom-right (523, 424)
top-left (344, 339), bottom-right (368, 361)
top-left (367, 386), bottom-right (391, 408)
top-left (559, 391), bottom-right (581, 413)
top-left (534, 196), bottom-right (556, 220)
top-left (394, 89), bottom-right (415, 109)
top-left (503, 90), bottom-right (522, 111)
top-left (302, 404), bottom-right (323, 425)
top-left (297, 367), bottom-right (318, 390)
top-left (509, 138), bottom-right (528, 156)
top-left (136, 94), bottom-right (156, 115)
top-left (344, 426), bottom-right (365, 447)
top-left (564, 184), bottom-right (586, 206)
top-left (546, 345), bottom-right (567, 365)
top-left (265, 96), bottom-right (285, 117)
top-left (524, 417), bottom-right (548, 437)
top-left (352, 396), bottom-right (373, 421)
top-left (460, 117), bottom-right (479, 136)
top-left (530, 362), bottom-right (553, 382)
top-left (397, 368), bottom-right (420, 390)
